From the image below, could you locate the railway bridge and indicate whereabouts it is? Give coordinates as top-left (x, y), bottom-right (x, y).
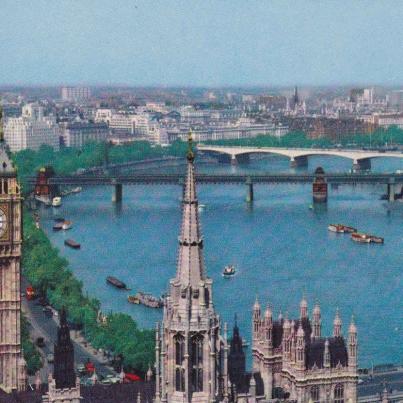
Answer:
top-left (28, 171), bottom-right (403, 204)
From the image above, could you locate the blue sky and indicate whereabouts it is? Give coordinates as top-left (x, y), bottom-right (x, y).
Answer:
top-left (0, 0), bottom-right (402, 86)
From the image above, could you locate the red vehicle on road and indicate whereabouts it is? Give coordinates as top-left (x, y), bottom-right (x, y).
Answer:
top-left (85, 361), bottom-right (95, 374)
top-left (26, 286), bottom-right (36, 300)
top-left (124, 373), bottom-right (141, 382)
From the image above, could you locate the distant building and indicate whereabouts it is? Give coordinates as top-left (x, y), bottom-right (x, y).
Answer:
top-left (59, 121), bottom-right (109, 148)
top-left (371, 113), bottom-right (403, 129)
top-left (4, 104), bottom-right (60, 152)
top-left (387, 90), bottom-right (403, 110)
top-left (61, 87), bottom-right (91, 102)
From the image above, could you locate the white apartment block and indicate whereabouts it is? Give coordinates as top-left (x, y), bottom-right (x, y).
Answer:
top-left (372, 113), bottom-right (403, 129)
top-left (4, 116), bottom-right (60, 152)
top-left (94, 108), bottom-right (115, 124)
top-left (61, 86), bottom-right (91, 102)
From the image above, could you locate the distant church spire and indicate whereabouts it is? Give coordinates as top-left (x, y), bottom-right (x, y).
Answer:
top-left (175, 130), bottom-right (205, 289)
top-left (53, 307), bottom-right (75, 389)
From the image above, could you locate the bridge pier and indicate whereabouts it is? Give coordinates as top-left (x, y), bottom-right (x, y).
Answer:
top-left (312, 167), bottom-right (328, 203)
top-left (231, 155), bottom-right (238, 165)
top-left (112, 183), bottom-right (123, 203)
top-left (245, 177), bottom-right (254, 203)
top-left (290, 156), bottom-right (308, 168)
top-left (353, 158), bottom-right (371, 172)
top-left (387, 179), bottom-right (396, 202)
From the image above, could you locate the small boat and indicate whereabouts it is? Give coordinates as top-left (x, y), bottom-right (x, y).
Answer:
top-left (54, 217), bottom-right (65, 223)
top-left (127, 295), bottom-right (140, 304)
top-left (351, 233), bottom-right (371, 243)
top-left (328, 224), bottom-right (357, 234)
top-left (64, 239), bottom-right (81, 249)
top-left (198, 204), bottom-right (206, 212)
top-left (62, 220), bottom-right (72, 230)
top-left (52, 197), bottom-right (62, 207)
top-left (223, 265), bottom-right (236, 277)
top-left (53, 223), bottom-right (64, 231)
top-left (72, 186), bottom-right (82, 193)
top-left (369, 235), bottom-right (384, 244)
top-left (131, 292), bottom-right (163, 308)
top-left (106, 276), bottom-right (128, 290)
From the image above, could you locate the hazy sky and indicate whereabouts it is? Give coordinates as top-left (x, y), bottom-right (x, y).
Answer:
top-left (1, 0), bottom-right (402, 86)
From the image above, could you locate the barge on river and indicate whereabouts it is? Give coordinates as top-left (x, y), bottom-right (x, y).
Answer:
top-left (64, 239), bottom-right (81, 249)
top-left (328, 224), bottom-right (357, 234)
top-left (128, 292), bottom-right (163, 308)
top-left (106, 276), bottom-right (128, 290)
top-left (351, 232), bottom-right (384, 244)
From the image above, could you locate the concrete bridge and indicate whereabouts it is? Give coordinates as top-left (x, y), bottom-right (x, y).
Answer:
top-left (197, 145), bottom-right (403, 170)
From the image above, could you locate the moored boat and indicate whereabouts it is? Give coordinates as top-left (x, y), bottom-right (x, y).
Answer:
top-left (369, 235), bottom-right (384, 244)
top-left (72, 186), bottom-right (82, 193)
top-left (64, 239), bottom-right (81, 249)
top-left (134, 292), bottom-right (163, 308)
top-left (223, 265), bottom-right (236, 277)
top-left (52, 197), bottom-right (62, 207)
top-left (351, 233), bottom-right (371, 243)
top-left (127, 295), bottom-right (140, 304)
top-left (328, 224), bottom-right (357, 233)
top-left (106, 276), bottom-right (127, 289)
top-left (62, 220), bottom-right (72, 230)
top-left (53, 223), bottom-right (64, 231)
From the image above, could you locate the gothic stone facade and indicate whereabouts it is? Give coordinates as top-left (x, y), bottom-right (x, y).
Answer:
top-left (0, 136), bottom-right (27, 392)
top-left (248, 297), bottom-right (358, 402)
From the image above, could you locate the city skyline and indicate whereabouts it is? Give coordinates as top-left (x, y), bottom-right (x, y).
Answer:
top-left (1, 1), bottom-right (403, 86)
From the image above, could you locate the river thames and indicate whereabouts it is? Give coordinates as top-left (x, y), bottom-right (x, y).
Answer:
top-left (38, 155), bottom-right (403, 368)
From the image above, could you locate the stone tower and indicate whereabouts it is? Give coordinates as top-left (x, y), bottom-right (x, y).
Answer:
top-left (44, 307), bottom-right (81, 403)
top-left (155, 132), bottom-right (229, 403)
top-left (0, 105), bottom-right (27, 393)
top-left (53, 308), bottom-right (75, 389)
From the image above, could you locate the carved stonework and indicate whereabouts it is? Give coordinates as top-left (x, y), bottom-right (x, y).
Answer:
top-left (0, 136), bottom-right (26, 393)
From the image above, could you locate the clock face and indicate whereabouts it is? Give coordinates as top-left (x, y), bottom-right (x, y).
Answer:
top-left (0, 208), bottom-right (7, 238)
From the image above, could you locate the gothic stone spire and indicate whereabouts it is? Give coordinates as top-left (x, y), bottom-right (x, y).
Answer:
top-left (175, 131), bottom-right (205, 289)
top-left (53, 307), bottom-right (76, 389)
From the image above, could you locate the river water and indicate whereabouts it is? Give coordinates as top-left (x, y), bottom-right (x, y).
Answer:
top-left (38, 155), bottom-right (403, 367)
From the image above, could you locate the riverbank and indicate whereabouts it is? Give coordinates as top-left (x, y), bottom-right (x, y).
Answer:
top-left (22, 211), bottom-right (154, 373)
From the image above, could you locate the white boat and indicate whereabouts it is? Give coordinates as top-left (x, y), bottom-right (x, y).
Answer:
top-left (62, 220), bottom-right (72, 230)
top-left (52, 197), bottom-right (62, 207)
top-left (72, 186), bottom-right (82, 193)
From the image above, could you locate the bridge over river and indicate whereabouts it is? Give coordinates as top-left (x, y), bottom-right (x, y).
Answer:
top-left (28, 172), bottom-right (403, 203)
top-left (197, 145), bottom-right (403, 170)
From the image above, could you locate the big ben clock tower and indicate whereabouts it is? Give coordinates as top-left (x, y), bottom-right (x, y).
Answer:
top-left (0, 105), bottom-right (27, 392)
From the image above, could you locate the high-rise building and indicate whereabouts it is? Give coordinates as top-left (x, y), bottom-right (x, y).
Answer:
top-left (0, 107), bottom-right (27, 393)
top-left (61, 87), bottom-right (91, 102)
top-left (3, 104), bottom-right (60, 152)
top-left (155, 133), bottom-right (229, 402)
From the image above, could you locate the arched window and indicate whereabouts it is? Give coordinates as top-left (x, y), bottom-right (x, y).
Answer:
top-left (334, 383), bottom-right (344, 403)
top-left (191, 334), bottom-right (203, 392)
top-left (310, 385), bottom-right (320, 403)
top-left (174, 335), bottom-right (185, 392)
